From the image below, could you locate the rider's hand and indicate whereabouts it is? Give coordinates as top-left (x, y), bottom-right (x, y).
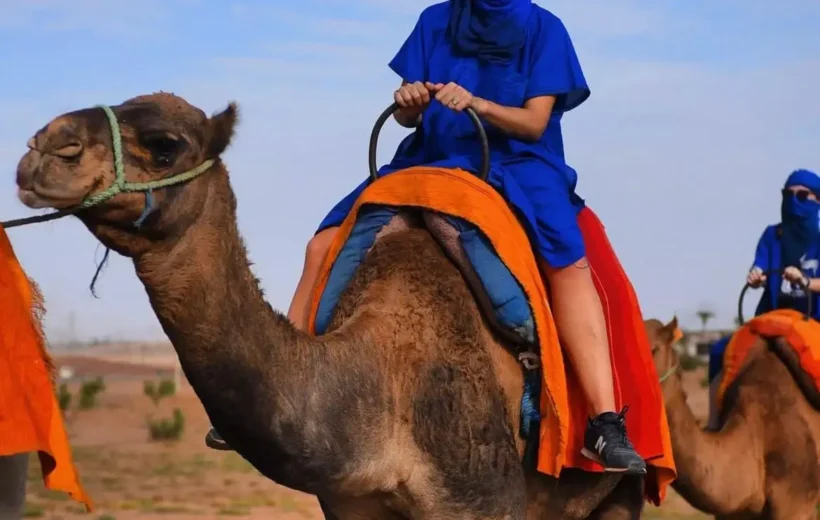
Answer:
top-left (426, 81), bottom-right (477, 113)
top-left (783, 266), bottom-right (809, 287)
top-left (394, 81), bottom-right (431, 109)
top-left (746, 268), bottom-right (766, 288)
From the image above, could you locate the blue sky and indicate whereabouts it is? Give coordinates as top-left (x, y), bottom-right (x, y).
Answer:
top-left (1, 0), bottom-right (818, 341)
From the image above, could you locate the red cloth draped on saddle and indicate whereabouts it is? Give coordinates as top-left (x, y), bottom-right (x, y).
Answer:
top-left (0, 226), bottom-right (92, 511)
top-left (307, 167), bottom-right (676, 503)
top-left (717, 309), bottom-right (820, 408)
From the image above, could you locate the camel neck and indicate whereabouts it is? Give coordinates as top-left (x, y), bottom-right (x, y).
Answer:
top-left (126, 173), bottom-right (359, 489)
top-left (131, 174), bottom-right (299, 403)
top-left (661, 373), bottom-right (756, 514)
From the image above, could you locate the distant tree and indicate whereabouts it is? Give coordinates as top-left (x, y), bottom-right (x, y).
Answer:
top-left (696, 309), bottom-right (715, 332)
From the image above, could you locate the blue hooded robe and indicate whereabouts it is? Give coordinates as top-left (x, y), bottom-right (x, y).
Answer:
top-left (709, 169), bottom-right (820, 381)
top-left (316, 0), bottom-right (591, 269)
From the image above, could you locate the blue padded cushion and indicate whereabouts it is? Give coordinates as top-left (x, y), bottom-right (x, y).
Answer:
top-left (444, 216), bottom-right (535, 343)
top-left (314, 205), bottom-right (398, 335)
top-left (314, 206), bottom-right (535, 345)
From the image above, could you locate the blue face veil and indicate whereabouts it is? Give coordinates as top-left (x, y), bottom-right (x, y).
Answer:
top-left (448, 0), bottom-right (533, 64)
top-left (780, 169), bottom-right (820, 268)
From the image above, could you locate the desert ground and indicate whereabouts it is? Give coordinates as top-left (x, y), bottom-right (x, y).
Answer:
top-left (22, 345), bottom-right (712, 519)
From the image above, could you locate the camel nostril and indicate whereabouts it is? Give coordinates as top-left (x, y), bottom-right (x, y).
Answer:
top-left (52, 142), bottom-right (84, 159)
top-left (26, 137), bottom-right (36, 150)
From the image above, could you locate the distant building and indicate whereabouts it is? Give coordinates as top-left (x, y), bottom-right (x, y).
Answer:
top-left (678, 329), bottom-right (735, 361)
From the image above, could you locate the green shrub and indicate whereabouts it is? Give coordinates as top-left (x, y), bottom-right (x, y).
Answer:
top-left (143, 378), bottom-right (176, 406)
top-left (147, 408), bottom-right (185, 441)
top-left (22, 501), bottom-right (44, 517)
top-left (57, 383), bottom-right (72, 412)
top-left (78, 377), bottom-right (105, 410)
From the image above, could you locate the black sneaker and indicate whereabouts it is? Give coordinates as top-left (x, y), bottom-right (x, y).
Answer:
top-left (205, 428), bottom-right (232, 451)
top-left (581, 407), bottom-right (647, 474)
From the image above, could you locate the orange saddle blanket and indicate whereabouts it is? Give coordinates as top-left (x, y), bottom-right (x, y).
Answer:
top-left (717, 309), bottom-right (820, 408)
top-left (307, 167), bottom-right (676, 504)
top-left (0, 225), bottom-right (92, 510)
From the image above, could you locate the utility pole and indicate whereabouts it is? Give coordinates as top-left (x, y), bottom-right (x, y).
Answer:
top-left (68, 311), bottom-right (76, 349)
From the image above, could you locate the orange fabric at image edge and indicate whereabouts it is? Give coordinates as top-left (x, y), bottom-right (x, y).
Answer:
top-left (0, 225), bottom-right (92, 511)
top-left (307, 167), bottom-right (676, 504)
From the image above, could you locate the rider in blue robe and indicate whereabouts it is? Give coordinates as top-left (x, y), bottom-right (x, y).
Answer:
top-left (706, 169), bottom-right (820, 428)
top-left (318, 0), bottom-right (590, 269)
top-left (315, 0), bottom-right (647, 475)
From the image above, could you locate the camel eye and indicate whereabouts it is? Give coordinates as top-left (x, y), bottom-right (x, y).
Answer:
top-left (140, 132), bottom-right (183, 168)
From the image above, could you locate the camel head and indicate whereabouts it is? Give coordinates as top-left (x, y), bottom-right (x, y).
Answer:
top-left (15, 92), bottom-right (238, 257)
top-left (644, 316), bottom-right (682, 384)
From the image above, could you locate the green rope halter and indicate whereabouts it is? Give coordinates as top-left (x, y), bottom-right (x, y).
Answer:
top-left (658, 361), bottom-right (679, 383)
top-left (1, 104), bottom-right (215, 229)
top-left (83, 105), bottom-right (214, 208)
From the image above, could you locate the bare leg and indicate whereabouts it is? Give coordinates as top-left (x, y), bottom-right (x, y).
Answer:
top-left (0, 453), bottom-right (29, 520)
top-left (287, 227), bottom-right (339, 331)
top-left (706, 371), bottom-right (723, 430)
top-left (541, 257), bottom-right (646, 473)
top-left (541, 258), bottom-right (615, 415)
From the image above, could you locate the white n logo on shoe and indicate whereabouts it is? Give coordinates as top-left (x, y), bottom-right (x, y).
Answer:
top-left (594, 436), bottom-right (607, 455)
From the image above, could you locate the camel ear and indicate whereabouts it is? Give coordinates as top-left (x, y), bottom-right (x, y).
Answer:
top-left (661, 316), bottom-right (682, 344)
top-left (206, 102), bottom-right (239, 159)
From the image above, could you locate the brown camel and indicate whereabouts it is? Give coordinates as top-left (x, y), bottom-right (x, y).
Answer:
top-left (645, 317), bottom-right (820, 520)
top-left (14, 92), bottom-right (646, 519)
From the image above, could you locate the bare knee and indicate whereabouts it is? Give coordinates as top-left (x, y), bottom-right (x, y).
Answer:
top-left (305, 227), bottom-right (338, 270)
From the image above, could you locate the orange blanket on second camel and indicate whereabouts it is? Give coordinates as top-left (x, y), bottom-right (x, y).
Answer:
top-left (308, 167), bottom-right (676, 503)
top-left (717, 309), bottom-right (820, 407)
top-left (0, 226), bottom-right (92, 511)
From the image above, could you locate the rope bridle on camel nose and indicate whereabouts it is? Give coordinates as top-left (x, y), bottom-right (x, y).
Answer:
top-left (1, 104), bottom-right (215, 229)
top-left (658, 361), bottom-right (679, 383)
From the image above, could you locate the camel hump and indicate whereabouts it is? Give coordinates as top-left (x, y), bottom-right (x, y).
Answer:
top-left (720, 310), bottom-right (820, 411)
top-left (313, 205), bottom-right (536, 348)
top-left (768, 335), bottom-right (820, 410)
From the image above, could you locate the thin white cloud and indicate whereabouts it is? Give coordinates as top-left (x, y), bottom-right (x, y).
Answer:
top-left (0, 0), bottom-right (190, 38)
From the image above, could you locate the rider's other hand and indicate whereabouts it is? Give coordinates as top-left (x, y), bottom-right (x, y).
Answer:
top-left (394, 81), bottom-right (431, 109)
top-left (747, 269), bottom-right (766, 288)
top-left (783, 266), bottom-right (809, 287)
top-left (429, 81), bottom-right (474, 112)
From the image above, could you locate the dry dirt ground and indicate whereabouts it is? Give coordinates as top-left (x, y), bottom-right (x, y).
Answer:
top-left (21, 355), bottom-right (712, 519)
